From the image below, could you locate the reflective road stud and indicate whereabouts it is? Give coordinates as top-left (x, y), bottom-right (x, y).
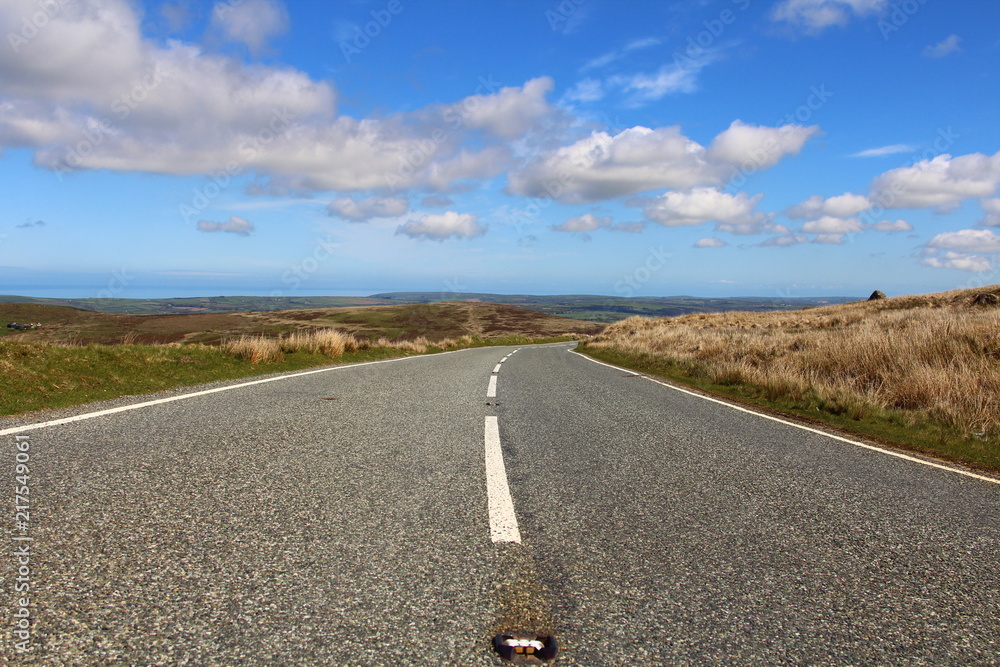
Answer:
top-left (493, 633), bottom-right (558, 663)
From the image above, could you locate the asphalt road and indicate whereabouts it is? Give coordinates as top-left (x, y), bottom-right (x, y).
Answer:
top-left (2, 343), bottom-right (998, 665)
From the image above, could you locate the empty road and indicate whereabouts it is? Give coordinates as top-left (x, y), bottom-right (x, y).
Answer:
top-left (3, 343), bottom-right (998, 665)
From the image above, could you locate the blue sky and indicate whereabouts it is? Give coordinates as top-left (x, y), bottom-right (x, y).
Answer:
top-left (1, 0), bottom-right (999, 299)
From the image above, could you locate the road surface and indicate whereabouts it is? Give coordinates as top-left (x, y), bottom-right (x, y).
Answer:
top-left (2, 343), bottom-right (998, 665)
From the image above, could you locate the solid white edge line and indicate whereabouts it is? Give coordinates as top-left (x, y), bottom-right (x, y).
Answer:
top-left (0, 346), bottom-right (491, 437)
top-left (487, 375), bottom-right (498, 398)
top-left (484, 416), bottom-right (521, 543)
top-left (571, 350), bottom-right (1000, 486)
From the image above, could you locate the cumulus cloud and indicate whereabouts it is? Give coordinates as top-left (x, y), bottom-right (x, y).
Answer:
top-left (771, 0), bottom-right (888, 34)
top-left (980, 198), bottom-right (1000, 227)
top-left (786, 192), bottom-right (871, 219)
top-left (921, 251), bottom-right (992, 273)
top-left (801, 216), bottom-right (863, 234)
top-left (869, 152), bottom-right (1000, 210)
top-left (395, 211), bottom-right (486, 241)
top-left (923, 35), bottom-right (962, 59)
top-left (694, 237), bottom-right (727, 248)
top-left (553, 213), bottom-right (611, 232)
top-left (812, 234), bottom-right (845, 244)
top-left (0, 1), bottom-right (557, 195)
top-left (760, 234), bottom-right (808, 247)
top-left (197, 216), bottom-right (254, 235)
top-left (443, 77), bottom-right (555, 139)
top-left (327, 196), bottom-right (409, 220)
top-left (636, 188), bottom-right (769, 229)
top-left (926, 228), bottom-right (1000, 254)
top-left (870, 219), bottom-right (913, 232)
top-left (508, 122), bottom-right (818, 203)
top-left (210, 0), bottom-right (290, 54)
top-left (706, 120), bottom-right (821, 171)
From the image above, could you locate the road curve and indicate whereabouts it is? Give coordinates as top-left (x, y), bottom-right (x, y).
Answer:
top-left (2, 343), bottom-right (997, 665)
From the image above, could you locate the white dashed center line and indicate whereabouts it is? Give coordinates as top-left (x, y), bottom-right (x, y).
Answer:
top-left (487, 374), bottom-right (498, 398)
top-left (484, 416), bottom-right (521, 543)
top-left (493, 364), bottom-right (502, 373)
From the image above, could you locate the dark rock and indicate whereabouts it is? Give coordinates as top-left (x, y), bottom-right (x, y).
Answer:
top-left (972, 293), bottom-right (999, 307)
top-left (868, 290), bottom-right (887, 301)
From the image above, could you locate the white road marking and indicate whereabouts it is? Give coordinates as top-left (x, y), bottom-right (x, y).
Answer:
top-left (0, 347), bottom-right (479, 437)
top-left (484, 416), bottom-right (521, 543)
top-left (572, 351), bottom-right (1000, 486)
top-left (487, 375), bottom-right (498, 398)
top-left (493, 364), bottom-right (502, 373)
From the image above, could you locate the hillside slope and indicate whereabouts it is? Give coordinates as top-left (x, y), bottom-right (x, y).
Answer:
top-left (580, 285), bottom-right (1000, 472)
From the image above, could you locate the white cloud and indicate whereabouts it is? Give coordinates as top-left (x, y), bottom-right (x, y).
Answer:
top-left (870, 152), bottom-right (1000, 210)
top-left (0, 2), bottom-right (557, 195)
top-left (926, 228), bottom-right (1000, 254)
top-left (850, 144), bottom-right (916, 158)
top-left (786, 192), bottom-right (871, 219)
top-left (609, 55), bottom-right (720, 106)
top-left (923, 34), bottom-right (962, 59)
top-left (771, 0), bottom-right (888, 34)
top-left (637, 188), bottom-right (768, 228)
top-left (870, 219), bottom-right (913, 232)
top-left (554, 213), bottom-right (611, 232)
top-left (508, 122), bottom-right (818, 203)
top-left (210, 0), bottom-right (289, 54)
top-left (980, 198), bottom-right (1000, 227)
top-left (444, 77), bottom-right (555, 139)
top-left (694, 237), bottom-right (727, 248)
top-left (395, 211), bottom-right (486, 241)
top-left (707, 120), bottom-right (821, 170)
top-left (812, 234), bottom-right (845, 244)
top-left (921, 251), bottom-right (992, 273)
top-left (327, 196), bottom-right (409, 221)
top-left (197, 215), bottom-right (254, 235)
top-left (562, 78), bottom-right (605, 104)
top-left (760, 234), bottom-right (808, 247)
top-left (801, 216), bottom-right (862, 234)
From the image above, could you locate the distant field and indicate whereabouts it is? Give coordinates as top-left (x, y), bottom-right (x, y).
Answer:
top-left (0, 300), bottom-right (596, 416)
top-left (579, 285), bottom-right (1000, 473)
top-left (0, 301), bottom-right (603, 346)
top-left (0, 292), bottom-right (860, 322)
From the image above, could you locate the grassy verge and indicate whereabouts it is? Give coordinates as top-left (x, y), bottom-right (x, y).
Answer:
top-left (577, 345), bottom-right (1000, 475)
top-left (0, 334), bottom-right (580, 417)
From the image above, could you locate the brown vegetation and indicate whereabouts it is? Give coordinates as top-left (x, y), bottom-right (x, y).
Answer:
top-left (584, 286), bottom-right (1000, 440)
top-left (0, 301), bottom-right (603, 346)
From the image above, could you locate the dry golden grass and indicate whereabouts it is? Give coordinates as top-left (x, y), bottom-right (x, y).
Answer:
top-left (585, 286), bottom-right (1000, 439)
top-left (281, 328), bottom-right (358, 356)
top-left (226, 328), bottom-right (500, 363)
top-left (223, 336), bottom-right (285, 364)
